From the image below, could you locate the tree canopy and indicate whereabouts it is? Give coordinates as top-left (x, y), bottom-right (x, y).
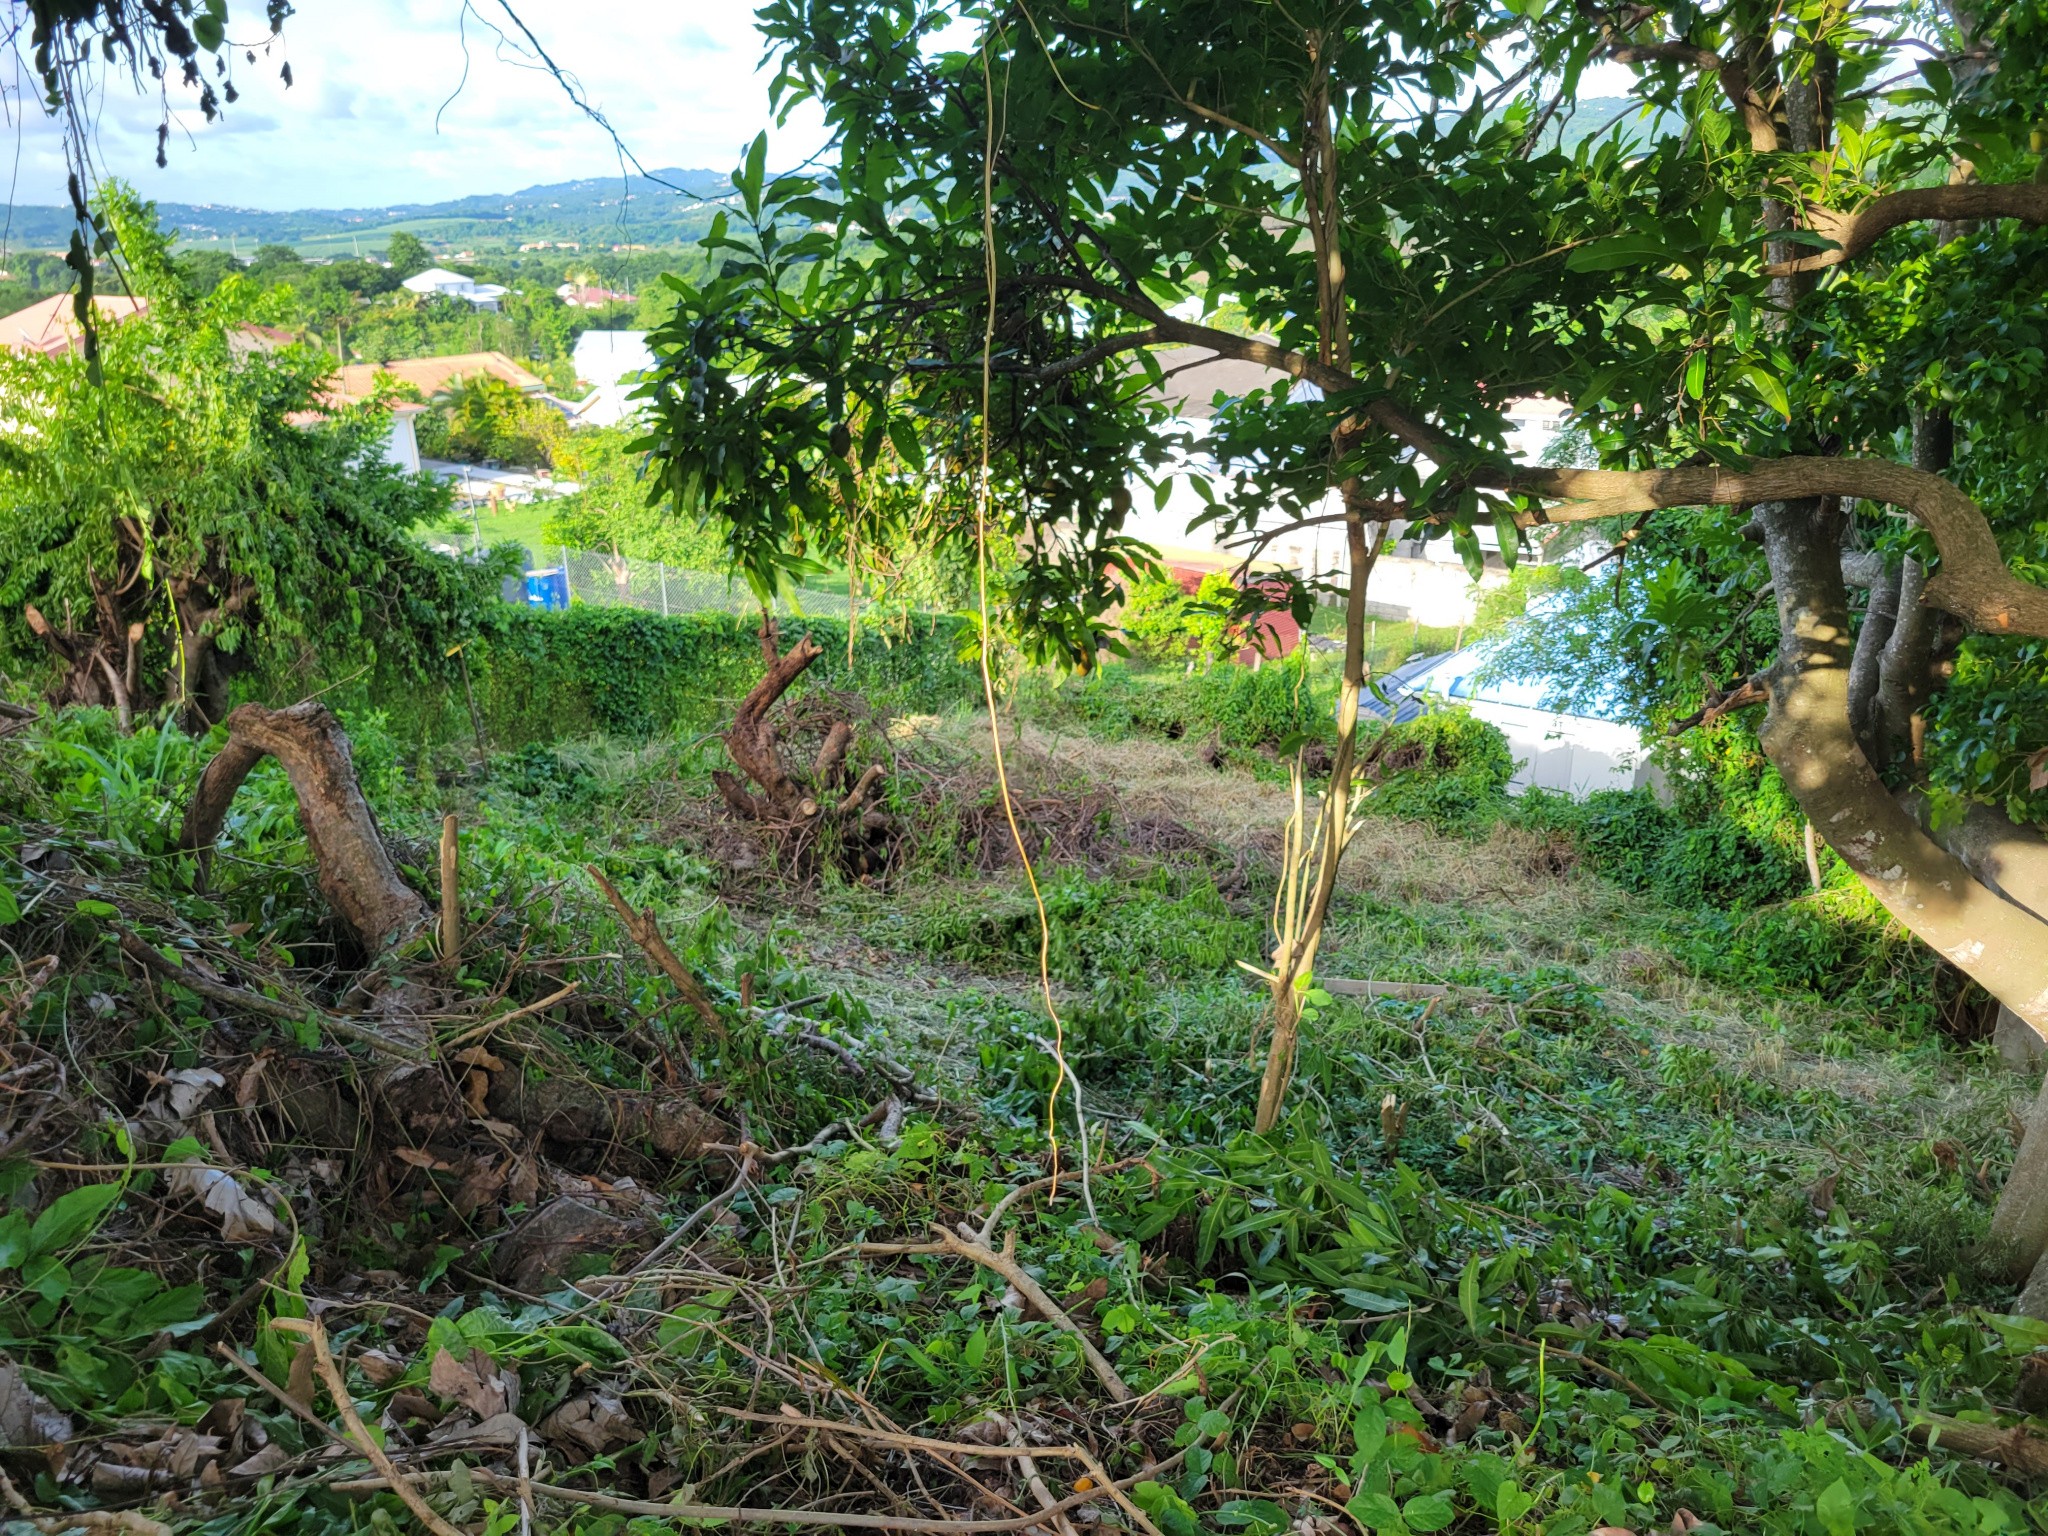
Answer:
top-left (0, 187), bottom-right (504, 729)
top-left (619, 0), bottom-right (2048, 1283)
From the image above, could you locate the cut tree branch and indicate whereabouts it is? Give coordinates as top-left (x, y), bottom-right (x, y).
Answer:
top-left (180, 703), bottom-right (431, 955)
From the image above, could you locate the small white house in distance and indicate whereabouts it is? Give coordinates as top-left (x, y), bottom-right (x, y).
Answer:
top-left (1407, 643), bottom-right (1658, 798)
top-left (402, 267), bottom-right (510, 311)
top-left (1119, 341), bottom-right (1589, 626)
top-left (567, 331), bottom-right (656, 428)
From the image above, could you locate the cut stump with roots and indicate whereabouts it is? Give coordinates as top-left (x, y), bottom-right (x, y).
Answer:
top-left (711, 618), bottom-right (897, 877)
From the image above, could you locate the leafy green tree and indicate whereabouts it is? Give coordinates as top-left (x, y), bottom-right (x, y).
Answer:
top-left (542, 428), bottom-right (731, 570)
top-left (244, 242), bottom-right (305, 282)
top-left (1, 188), bottom-right (501, 729)
top-left (384, 229), bottom-right (433, 279)
top-left (173, 247), bottom-right (241, 297)
top-left (636, 0), bottom-right (2048, 1235)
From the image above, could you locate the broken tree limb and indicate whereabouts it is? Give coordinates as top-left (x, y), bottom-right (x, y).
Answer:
top-left (181, 703), bottom-right (432, 955)
top-left (1319, 978), bottom-right (1487, 1004)
top-left (114, 931), bottom-right (420, 1060)
top-left (931, 1226), bottom-right (1131, 1402)
top-left (269, 1317), bottom-right (466, 1536)
top-left (439, 814), bottom-right (461, 968)
top-left (585, 865), bottom-right (724, 1036)
top-left (1908, 1411), bottom-right (2048, 1481)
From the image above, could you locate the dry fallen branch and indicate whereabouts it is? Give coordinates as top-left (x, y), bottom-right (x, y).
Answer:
top-left (586, 865), bottom-right (724, 1035)
top-left (1909, 1411), bottom-right (2048, 1481)
top-left (269, 1317), bottom-right (467, 1536)
top-left (718, 1410), bottom-right (1166, 1536)
top-left (115, 931), bottom-right (420, 1060)
top-left (334, 1468), bottom-right (1123, 1533)
top-left (931, 1227), bottom-right (1132, 1402)
top-left (973, 1157), bottom-right (1151, 1247)
top-left (1319, 978), bottom-right (1487, 1004)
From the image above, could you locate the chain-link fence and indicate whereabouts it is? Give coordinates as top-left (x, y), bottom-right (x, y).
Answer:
top-left (513, 545), bottom-right (854, 620)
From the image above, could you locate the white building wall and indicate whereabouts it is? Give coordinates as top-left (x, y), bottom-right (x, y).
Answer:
top-left (384, 410), bottom-right (422, 475)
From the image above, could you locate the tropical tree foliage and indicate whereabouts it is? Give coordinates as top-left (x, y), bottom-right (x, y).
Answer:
top-left (0, 189), bottom-right (503, 728)
top-left (623, 0), bottom-right (2048, 1295)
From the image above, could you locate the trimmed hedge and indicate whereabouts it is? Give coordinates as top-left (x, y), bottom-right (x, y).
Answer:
top-left (320, 605), bottom-right (978, 747)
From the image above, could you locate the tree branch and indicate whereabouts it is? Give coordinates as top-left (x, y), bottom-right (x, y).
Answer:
top-left (1769, 181), bottom-right (2048, 274)
top-left (1485, 459), bottom-right (2048, 638)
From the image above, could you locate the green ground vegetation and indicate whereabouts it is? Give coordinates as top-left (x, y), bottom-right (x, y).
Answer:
top-left (1, 656), bottom-right (2040, 1535)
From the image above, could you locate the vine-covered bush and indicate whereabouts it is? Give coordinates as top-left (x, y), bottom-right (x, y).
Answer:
top-left (1028, 650), bottom-right (1327, 750)
top-left (441, 606), bottom-right (975, 741)
top-left (1361, 708), bottom-right (1515, 836)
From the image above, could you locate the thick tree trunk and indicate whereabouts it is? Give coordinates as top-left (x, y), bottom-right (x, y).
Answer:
top-left (182, 702), bottom-right (432, 955)
top-left (1753, 500), bottom-right (2048, 1035)
top-left (1754, 499), bottom-right (2048, 1295)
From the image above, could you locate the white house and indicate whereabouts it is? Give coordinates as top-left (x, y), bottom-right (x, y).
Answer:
top-left (1119, 344), bottom-right (1590, 626)
top-left (567, 331), bottom-right (656, 428)
top-left (402, 267), bottom-right (510, 311)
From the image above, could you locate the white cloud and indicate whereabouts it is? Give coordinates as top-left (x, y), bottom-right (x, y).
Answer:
top-left (0, 0), bottom-right (828, 211)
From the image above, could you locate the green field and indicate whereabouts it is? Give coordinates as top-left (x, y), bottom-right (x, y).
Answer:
top-left (432, 498), bottom-right (557, 559)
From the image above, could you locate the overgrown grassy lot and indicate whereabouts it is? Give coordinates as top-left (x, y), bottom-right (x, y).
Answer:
top-left (1, 673), bottom-right (2043, 1536)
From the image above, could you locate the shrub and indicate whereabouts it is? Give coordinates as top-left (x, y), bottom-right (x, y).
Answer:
top-left (1119, 571), bottom-right (1245, 665)
top-left (1361, 707), bottom-right (1514, 836)
top-left (271, 606), bottom-right (979, 747)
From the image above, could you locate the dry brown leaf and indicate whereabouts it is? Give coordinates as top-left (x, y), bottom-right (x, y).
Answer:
top-left (429, 1346), bottom-right (518, 1419)
top-left (228, 1442), bottom-right (293, 1479)
top-left (426, 1410), bottom-right (528, 1448)
top-left (146, 1067), bottom-right (225, 1122)
top-left (0, 1359), bottom-right (73, 1452)
top-left (1806, 1171), bottom-right (1841, 1215)
top-left (505, 1152), bottom-right (540, 1210)
top-left (452, 1158), bottom-right (507, 1219)
top-left (235, 1052), bottom-right (274, 1110)
top-left (166, 1164), bottom-right (279, 1242)
top-left (354, 1347), bottom-right (409, 1388)
top-left (537, 1391), bottom-right (634, 1462)
top-left (2029, 746), bottom-right (2048, 793)
top-left (393, 1147), bottom-right (449, 1170)
top-left (284, 1342), bottom-right (316, 1412)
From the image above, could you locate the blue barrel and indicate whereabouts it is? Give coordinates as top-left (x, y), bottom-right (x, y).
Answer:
top-left (524, 568), bottom-right (570, 611)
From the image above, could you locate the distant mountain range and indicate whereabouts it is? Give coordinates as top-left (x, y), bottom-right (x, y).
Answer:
top-left (0, 168), bottom-right (738, 256)
top-left (0, 96), bottom-right (1662, 258)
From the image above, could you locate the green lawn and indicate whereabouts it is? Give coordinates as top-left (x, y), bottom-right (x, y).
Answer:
top-left (432, 500), bottom-right (557, 560)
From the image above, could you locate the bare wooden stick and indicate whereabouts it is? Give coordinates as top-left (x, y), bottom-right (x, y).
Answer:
top-left (436, 982), bottom-right (580, 1052)
top-left (931, 1227), bottom-right (1130, 1402)
top-left (439, 814), bottom-right (461, 967)
top-left (973, 1157), bottom-right (1149, 1246)
top-left (270, 1317), bottom-right (465, 1536)
top-left (586, 865), bottom-right (724, 1035)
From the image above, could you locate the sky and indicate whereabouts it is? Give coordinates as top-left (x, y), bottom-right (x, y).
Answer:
top-left (0, 1), bottom-right (829, 210)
